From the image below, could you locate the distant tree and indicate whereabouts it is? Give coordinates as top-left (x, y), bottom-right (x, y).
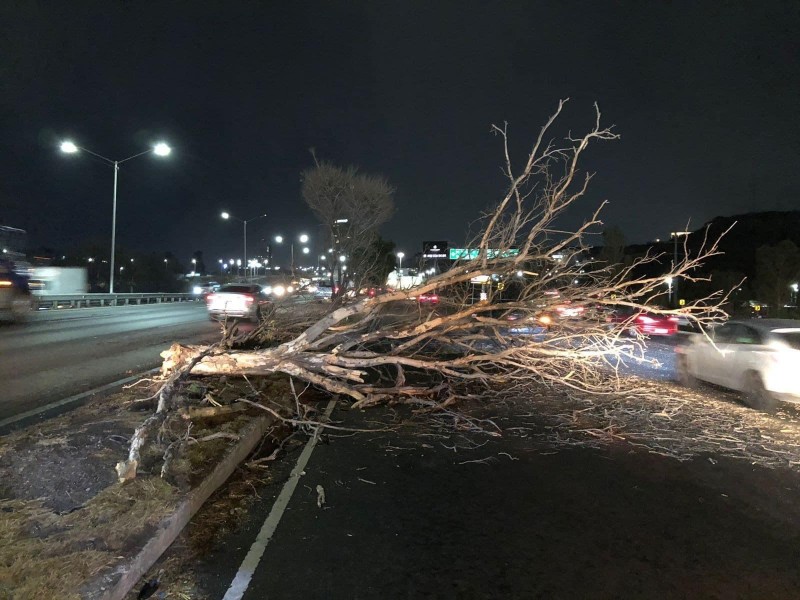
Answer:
top-left (755, 240), bottom-right (800, 316)
top-left (301, 155), bottom-right (394, 297)
top-left (348, 236), bottom-right (396, 289)
top-left (193, 251), bottom-right (207, 276)
top-left (597, 225), bottom-right (627, 273)
top-left (687, 269), bottom-right (749, 315)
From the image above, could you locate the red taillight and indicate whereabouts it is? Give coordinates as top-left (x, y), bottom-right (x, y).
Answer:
top-left (637, 315), bottom-right (655, 324)
top-left (206, 293), bottom-right (216, 303)
top-left (668, 316), bottom-right (679, 322)
top-left (244, 294), bottom-right (254, 304)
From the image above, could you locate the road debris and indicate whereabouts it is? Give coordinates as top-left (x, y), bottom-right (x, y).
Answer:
top-left (316, 484), bottom-right (326, 508)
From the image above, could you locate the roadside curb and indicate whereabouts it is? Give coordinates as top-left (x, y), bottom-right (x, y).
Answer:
top-left (0, 369), bottom-right (160, 435)
top-left (83, 414), bottom-right (275, 600)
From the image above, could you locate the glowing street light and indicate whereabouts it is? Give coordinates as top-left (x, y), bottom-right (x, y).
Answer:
top-left (59, 139), bottom-right (172, 293)
top-left (396, 251), bottom-right (405, 271)
top-left (274, 233), bottom-right (311, 275)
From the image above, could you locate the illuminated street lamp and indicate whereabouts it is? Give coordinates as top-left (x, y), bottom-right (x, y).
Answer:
top-left (221, 211), bottom-right (267, 278)
top-left (665, 276), bottom-right (674, 305)
top-left (60, 139), bottom-right (172, 293)
top-left (396, 251), bottom-right (405, 271)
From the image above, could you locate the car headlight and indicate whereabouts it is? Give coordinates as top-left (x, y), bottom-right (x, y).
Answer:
top-left (273, 285), bottom-right (285, 297)
top-left (193, 286), bottom-right (203, 295)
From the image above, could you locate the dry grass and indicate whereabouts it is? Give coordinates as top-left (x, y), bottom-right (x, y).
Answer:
top-left (0, 478), bottom-right (176, 600)
top-left (0, 368), bottom-right (303, 599)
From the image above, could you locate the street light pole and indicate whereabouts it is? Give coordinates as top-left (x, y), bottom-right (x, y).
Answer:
top-left (60, 140), bottom-right (171, 293)
top-left (221, 212), bottom-right (267, 279)
top-left (111, 161), bottom-right (119, 293)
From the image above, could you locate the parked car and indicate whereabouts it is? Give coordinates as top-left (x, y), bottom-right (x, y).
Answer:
top-left (605, 306), bottom-right (678, 336)
top-left (675, 319), bottom-right (800, 410)
top-left (206, 284), bottom-right (272, 322)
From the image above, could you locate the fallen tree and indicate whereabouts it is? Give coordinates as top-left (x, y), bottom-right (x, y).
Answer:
top-left (120, 100), bottom-right (730, 480)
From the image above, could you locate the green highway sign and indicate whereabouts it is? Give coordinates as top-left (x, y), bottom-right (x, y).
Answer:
top-left (448, 248), bottom-right (520, 260)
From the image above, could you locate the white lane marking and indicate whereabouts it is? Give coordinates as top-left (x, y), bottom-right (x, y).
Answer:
top-left (222, 398), bottom-right (337, 600)
top-left (0, 369), bottom-right (158, 431)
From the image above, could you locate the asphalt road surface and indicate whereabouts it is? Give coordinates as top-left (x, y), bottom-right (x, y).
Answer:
top-left (170, 402), bottom-right (800, 599)
top-left (0, 302), bottom-right (219, 421)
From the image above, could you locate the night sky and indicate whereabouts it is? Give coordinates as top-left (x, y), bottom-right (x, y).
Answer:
top-left (1, 2), bottom-right (798, 267)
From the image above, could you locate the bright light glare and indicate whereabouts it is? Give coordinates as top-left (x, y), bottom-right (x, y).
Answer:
top-left (299, 234), bottom-right (309, 243)
top-left (275, 235), bottom-right (284, 244)
top-left (153, 142), bottom-right (171, 156)
top-left (221, 212), bottom-right (230, 220)
top-left (273, 285), bottom-right (285, 297)
top-left (302, 247), bottom-right (310, 254)
top-left (339, 255), bottom-right (346, 262)
top-left (397, 252), bottom-right (405, 259)
top-left (60, 141), bottom-right (78, 153)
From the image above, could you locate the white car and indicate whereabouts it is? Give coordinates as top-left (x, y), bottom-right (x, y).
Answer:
top-left (206, 284), bottom-right (272, 322)
top-left (676, 319), bottom-right (800, 410)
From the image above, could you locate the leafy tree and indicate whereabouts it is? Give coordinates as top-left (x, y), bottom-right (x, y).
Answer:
top-left (597, 225), bottom-right (627, 273)
top-left (301, 156), bottom-right (394, 297)
top-left (755, 240), bottom-right (800, 316)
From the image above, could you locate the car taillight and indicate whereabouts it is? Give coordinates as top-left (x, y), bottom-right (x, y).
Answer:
top-left (206, 293), bottom-right (216, 303)
top-left (668, 316), bottom-right (679, 322)
top-left (244, 294), bottom-right (254, 304)
top-left (637, 315), bottom-right (655, 324)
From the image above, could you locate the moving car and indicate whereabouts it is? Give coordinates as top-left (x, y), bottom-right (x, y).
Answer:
top-left (314, 284), bottom-right (333, 300)
top-left (0, 257), bottom-right (34, 323)
top-left (192, 281), bottom-right (220, 297)
top-left (605, 306), bottom-right (678, 336)
top-left (206, 284), bottom-right (272, 322)
top-left (417, 291), bottom-right (440, 304)
top-left (675, 319), bottom-right (800, 410)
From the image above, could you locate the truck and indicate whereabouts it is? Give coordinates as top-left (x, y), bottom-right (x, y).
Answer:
top-left (30, 266), bottom-right (88, 295)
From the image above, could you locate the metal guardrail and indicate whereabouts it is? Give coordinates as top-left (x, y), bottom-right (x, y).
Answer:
top-left (33, 293), bottom-right (198, 310)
